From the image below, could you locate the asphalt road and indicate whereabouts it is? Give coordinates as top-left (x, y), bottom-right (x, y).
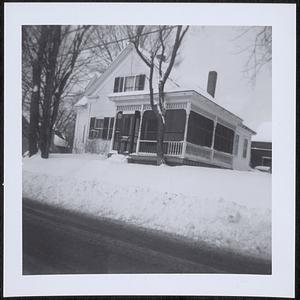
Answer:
top-left (23, 198), bottom-right (271, 275)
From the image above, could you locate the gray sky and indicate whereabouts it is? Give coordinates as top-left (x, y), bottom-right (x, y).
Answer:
top-left (172, 26), bottom-right (272, 131)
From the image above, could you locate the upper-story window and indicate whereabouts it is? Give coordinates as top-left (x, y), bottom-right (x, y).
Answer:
top-left (124, 76), bottom-right (135, 92)
top-left (113, 74), bottom-right (146, 93)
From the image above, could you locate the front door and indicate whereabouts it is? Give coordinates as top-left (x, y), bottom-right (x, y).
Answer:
top-left (113, 112), bottom-right (140, 154)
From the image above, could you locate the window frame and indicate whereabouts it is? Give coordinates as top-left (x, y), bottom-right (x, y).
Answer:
top-left (187, 111), bottom-right (214, 148)
top-left (124, 76), bottom-right (135, 92)
top-left (113, 74), bottom-right (146, 93)
top-left (213, 123), bottom-right (235, 154)
top-left (233, 134), bottom-right (240, 156)
top-left (89, 117), bottom-right (114, 140)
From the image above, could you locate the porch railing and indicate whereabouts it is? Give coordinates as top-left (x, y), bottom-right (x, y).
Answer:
top-left (185, 142), bottom-right (233, 167)
top-left (138, 140), bottom-right (184, 156)
top-left (137, 140), bottom-right (233, 167)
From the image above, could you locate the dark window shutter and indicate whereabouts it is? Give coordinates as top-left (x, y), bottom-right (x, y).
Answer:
top-left (119, 77), bottom-right (124, 92)
top-left (113, 77), bottom-right (120, 92)
top-left (135, 74), bottom-right (146, 90)
top-left (89, 117), bottom-right (96, 129)
top-left (102, 117), bottom-right (110, 139)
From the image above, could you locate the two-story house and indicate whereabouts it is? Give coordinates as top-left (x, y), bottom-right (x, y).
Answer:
top-left (73, 44), bottom-right (255, 170)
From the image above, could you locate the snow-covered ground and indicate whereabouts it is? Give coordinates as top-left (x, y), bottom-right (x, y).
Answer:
top-left (23, 154), bottom-right (271, 260)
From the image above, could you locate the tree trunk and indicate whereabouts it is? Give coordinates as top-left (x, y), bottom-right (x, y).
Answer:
top-left (40, 26), bottom-right (61, 159)
top-left (156, 80), bottom-right (166, 165)
top-left (28, 59), bottom-right (40, 156)
top-left (156, 116), bottom-right (165, 165)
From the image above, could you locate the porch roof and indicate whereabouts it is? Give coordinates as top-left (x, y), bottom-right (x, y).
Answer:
top-left (108, 88), bottom-right (255, 131)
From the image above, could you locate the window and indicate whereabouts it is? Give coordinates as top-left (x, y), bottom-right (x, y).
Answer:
top-left (89, 117), bottom-right (114, 140)
top-left (233, 134), bottom-right (239, 156)
top-left (124, 76), bottom-right (135, 92)
top-left (243, 138), bottom-right (248, 158)
top-left (140, 109), bottom-right (186, 141)
top-left (113, 75), bottom-right (146, 93)
top-left (141, 111), bottom-right (157, 140)
top-left (165, 109), bottom-right (186, 141)
top-left (187, 111), bottom-right (214, 147)
top-left (214, 123), bottom-right (235, 154)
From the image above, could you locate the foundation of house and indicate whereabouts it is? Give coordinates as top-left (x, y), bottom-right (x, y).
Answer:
top-left (127, 154), bottom-right (230, 169)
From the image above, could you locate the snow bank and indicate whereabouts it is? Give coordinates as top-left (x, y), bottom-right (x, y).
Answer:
top-left (23, 154), bottom-right (271, 260)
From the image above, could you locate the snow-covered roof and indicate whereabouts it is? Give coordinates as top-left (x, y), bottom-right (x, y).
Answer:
top-left (74, 96), bottom-right (88, 107)
top-left (253, 122), bottom-right (272, 142)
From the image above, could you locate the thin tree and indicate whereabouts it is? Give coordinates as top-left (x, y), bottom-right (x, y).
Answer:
top-left (23, 25), bottom-right (92, 158)
top-left (130, 25), bottom-right (189, 165)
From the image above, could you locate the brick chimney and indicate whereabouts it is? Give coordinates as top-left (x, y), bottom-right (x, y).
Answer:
top-left (207, 71), bottom-right (217, 98)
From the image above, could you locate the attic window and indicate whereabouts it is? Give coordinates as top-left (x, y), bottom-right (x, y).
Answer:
top-left (113, 75), bottom-right (146, 93)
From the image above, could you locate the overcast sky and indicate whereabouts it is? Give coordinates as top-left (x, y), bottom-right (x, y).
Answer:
top-left (171, 26), bottom-right (272, 132)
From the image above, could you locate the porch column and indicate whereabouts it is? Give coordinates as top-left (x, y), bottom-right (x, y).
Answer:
top-left (136, 106), bottom-right (144, 153)
top-left (210, 117), bottom-right (218, 160)
top-left (109, 110), bottom-right (119, 153)
top-left (182, 102), bottom-right (191, 157)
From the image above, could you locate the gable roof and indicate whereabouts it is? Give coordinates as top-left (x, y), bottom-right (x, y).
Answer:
top-left (85, 44), bottom-right (135, 96)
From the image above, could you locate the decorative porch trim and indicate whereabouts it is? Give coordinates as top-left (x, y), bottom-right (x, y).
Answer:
top-left (166, 102), bottom-right (187, 110)
top-left (116, 104), bottom-right (142, 112)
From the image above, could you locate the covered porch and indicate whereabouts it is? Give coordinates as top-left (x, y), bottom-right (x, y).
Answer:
top-left (109, 91), bottom-right (237, 169)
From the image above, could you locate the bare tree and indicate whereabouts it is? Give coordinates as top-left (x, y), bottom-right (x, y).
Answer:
top-left (23, 25), bottom-right (92, 158)
top-left (130, 25), bottom-right (189, 165)
top-left (234, 26), bottom-right (272, 82)
top-left (24, 26), bottom-right (48, 156)
top-left (87, 26), bottom-right (127, 70)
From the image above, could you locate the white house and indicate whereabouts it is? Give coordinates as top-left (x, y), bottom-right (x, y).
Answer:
top-left (73, 44), bottom-right (255, 170)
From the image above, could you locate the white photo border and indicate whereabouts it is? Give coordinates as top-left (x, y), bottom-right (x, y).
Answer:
top-left (4, 2), bottom-right (296, 298)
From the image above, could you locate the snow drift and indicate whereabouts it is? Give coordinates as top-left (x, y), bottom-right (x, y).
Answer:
top-left (23, 154), bottom-right (271, 260)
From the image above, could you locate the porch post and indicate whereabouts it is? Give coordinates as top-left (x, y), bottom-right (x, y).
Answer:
top-left (210, 116), bottom-right (218, 160)
top-left (136, 105), bottom-right (144, 153)
top-left (109, 109), bottom-right (119, 153)
top-left (182, 102), bottom-right (191, 157)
